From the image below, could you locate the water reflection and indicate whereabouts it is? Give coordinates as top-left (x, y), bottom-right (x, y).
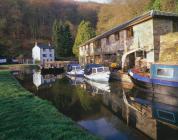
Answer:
top-left (33, 70), bottom-right (64, 89)
top-left (14, 70), bottom-right (178, 140)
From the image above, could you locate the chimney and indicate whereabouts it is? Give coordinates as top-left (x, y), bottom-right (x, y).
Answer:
top-left (48, 42), bottom-right (51, 47)
top-left (35, 41), bottom-right (38, 46)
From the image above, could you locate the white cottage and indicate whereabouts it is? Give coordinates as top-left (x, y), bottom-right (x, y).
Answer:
top-left (32, 42), bottom-right (55, 64)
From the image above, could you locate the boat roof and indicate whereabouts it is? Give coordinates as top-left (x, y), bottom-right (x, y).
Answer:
top-left (68, 64), bottom-right (81, 67)
top-left (152, 63), bottom-right (178, 66)
top-left (85, 64), bottom-right (103, 68)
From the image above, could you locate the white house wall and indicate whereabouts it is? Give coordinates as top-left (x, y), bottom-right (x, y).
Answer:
top-left (32, 46), bottom-right (41, 63)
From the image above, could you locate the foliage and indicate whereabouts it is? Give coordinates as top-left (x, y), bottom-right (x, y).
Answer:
top-left (73, 20), bottom-right (95, 57)
top-left (52, 20), bottom-right (73, 58)
top-left (0, 0), bottom-right (100, 58)
top-left (0, 70), bottom-right (100, 140)
top-left (35, 59), bottom-right (40, 64)
top-left (149, 0), bottom-right (178, 12)
top-left (97, 0), bottom-right (151, 34)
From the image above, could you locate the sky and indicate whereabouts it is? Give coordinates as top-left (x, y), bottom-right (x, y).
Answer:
top-left (74, 0), bottom-right (111, 3)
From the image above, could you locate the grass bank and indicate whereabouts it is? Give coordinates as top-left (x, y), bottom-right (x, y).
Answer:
top-left (0, 71), bottom-right (99, 140)
top-left (0, 64), bottom-right (39, 70)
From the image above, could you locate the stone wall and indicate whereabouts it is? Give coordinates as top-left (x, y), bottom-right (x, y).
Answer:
top-left (132, 19), bottom-right (154, 63)
top-left (153, 18), bottom-right (173, 61)
top-left (159, 32), bottom-right (178, 64)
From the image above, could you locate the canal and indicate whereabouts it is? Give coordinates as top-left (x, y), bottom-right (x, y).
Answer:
top-left (13, 69), bottom-right (178, 140)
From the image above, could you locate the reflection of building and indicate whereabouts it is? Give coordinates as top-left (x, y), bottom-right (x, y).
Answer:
top-left (101, 88), bottom-right (178, 140)
top-left (33, 71), bottom-right (63, 89)
top-left (33, 71), bottom-right (43, 88)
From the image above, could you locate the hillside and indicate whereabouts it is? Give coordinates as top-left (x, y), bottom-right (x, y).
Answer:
top-left (0, 0), bottom-right (102, 58)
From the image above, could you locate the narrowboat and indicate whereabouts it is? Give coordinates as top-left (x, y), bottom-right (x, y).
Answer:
top-left (84, 64), bottom-right (110, 82)
top-left (128, 63), bottom-right (178, 96)
top-left (66, 64), bottom-right (84, 76)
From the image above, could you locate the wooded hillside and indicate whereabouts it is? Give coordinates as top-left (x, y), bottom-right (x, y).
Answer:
top-left (0, 0), bottom-right (178, 58)
top-left (0, 0), bottom-right (101, 58)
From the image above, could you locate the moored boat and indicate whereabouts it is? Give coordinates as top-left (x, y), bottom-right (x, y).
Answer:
top-left (128, 63), bottom-right (178, 96)
top-left (66, 64), bottom-right (84, 76)
top-left (84, 64), bottom-right (110, 82)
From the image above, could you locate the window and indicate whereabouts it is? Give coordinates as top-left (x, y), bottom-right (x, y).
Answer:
top-left (127, 28), bottom-right (133, 37)
top-left (104, 67), bottom-right (109, 72)
top-left (157, 68), bottom-right (174, 78)
top-left (157, 110), bottom-right (175, 123)
top-left (43, 54), bottom-right (47, 57)
top-left (115, 33), bottom-right (120, 41)
top-left (49, 54), bottom-right (52, 57)
top-left (173, 21), bottom-right (178, 32)
top-left (72, 66), bottom-right (76, 70)
top-left (49, 49), bottom-right (52, 52)
top-left (76, 66), bottom-right (81, 70)
top-left (43, 48), bottom-right (46, 52)
top-left (106, 37), bottom-right (109, 45)
top-left (97, 67), bottom-right (104, 72)
top-left (92, 68), bottom-right (97, 73)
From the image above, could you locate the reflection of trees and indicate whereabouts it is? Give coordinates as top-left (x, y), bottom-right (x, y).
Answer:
top-left (75, 86), bottom-right (93, 111)
top-left (50, 78), bottom-right (100, 114)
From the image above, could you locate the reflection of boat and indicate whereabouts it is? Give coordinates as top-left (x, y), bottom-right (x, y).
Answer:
top-left (66, 75), bottom-right (84, 85)
top-left (85, 79), bottom-right (110, 94)
top-left (125, 88), bottom-right (178, 128)
top-left (128, 63), bottom-right (178, 96)
top-left (66, 64), bottom-right (84, 76)
top-left (84, 64), bottom-right (110, 82)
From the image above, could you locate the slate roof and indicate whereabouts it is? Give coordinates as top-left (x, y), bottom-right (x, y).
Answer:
top-left (80, 10), bottom-right (178, 47)
top-left (37, 44), bottom-right (54, 49)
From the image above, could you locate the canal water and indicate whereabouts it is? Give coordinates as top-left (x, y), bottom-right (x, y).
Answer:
top-left (13, 69), bottom-right (178, 140)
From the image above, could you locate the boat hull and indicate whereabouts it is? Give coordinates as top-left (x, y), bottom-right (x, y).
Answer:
top-left (128, 70), bottom-right (178, 97)
top-left (66, 70), bottom-right (84, 77)
top-left (84, 72), bottom-right (110, 82)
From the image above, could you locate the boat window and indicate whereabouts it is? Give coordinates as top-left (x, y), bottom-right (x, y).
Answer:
top-left (72, 66), bottom-right (76, 70)
top-left (76, 66), bottom-right (81, 70)
top-left (157, 68), bottom-right (174, 78)
top-left (92, 68), bottom-right (97, 73)
top-left (97, 67), bottom-right (104, 72)
top-left (104, 67), bottom-right (109, 72)
top-left (157, 110), bottom-right (175, 123)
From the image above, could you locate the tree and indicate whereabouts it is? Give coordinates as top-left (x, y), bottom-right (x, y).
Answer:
top-left (73, 20), bottom-right (95, 57)
top-left (52, 20), bottom-right (73, 57)
top-left (63, 23), bottom-right (73, 57)
top-left (52, 19), bottom-right (64, 58)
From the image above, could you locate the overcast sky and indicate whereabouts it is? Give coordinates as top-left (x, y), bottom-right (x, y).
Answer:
top-left (74, 0), bottom-right (111, 3)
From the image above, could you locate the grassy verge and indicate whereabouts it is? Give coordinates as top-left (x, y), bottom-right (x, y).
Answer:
top-left (0, 71), bottom-right (99, 140)
top-left (0, 64), bottom-right (39, 70)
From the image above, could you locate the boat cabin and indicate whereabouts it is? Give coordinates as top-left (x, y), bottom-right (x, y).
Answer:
top-left (67, 64), bottom-right (82, 72)
top-left (150, 64), bottom-right (178, 82)
top-left (84, 64), bottom-right (109, 75)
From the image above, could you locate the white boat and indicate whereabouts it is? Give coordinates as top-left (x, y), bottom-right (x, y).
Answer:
top-left (66, 64), bottom-right (84, 76)
top-left (84, 64), bottom-right (110, 82)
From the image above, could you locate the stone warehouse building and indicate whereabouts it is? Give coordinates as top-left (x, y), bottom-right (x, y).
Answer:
top-left (79, 10), bottom-right (178, 69)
